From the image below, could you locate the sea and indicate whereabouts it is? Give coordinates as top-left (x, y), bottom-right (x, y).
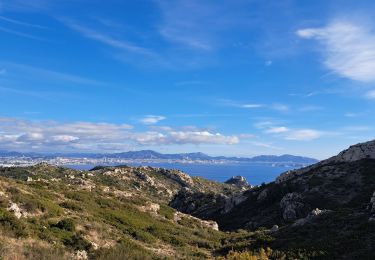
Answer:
top-left (65, 162), bottom-right (298, 186)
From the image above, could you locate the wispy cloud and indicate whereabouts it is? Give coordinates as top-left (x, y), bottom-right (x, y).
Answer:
top-left (61, 18), bottom-right (155, 57)
top-left (219, 99), bottom-right (289, 112)
top-left (0, 25), bottom-right (44, 40)
top-left (0, 15), bottom-right (47, 29)
top-left (140, 115), bottom-right (166, 125)
top-left (2, 62), bottom-right (103, 86)
top-left (284, 129), bottom-right (322, 141)
top-left (157, 0), bottom-right (250, 51)
top-left (0, 86), bottom-right (52, 100)
top-left (297, 20), bottom-right (375, 83)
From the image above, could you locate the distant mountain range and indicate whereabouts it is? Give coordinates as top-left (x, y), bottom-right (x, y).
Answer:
top-left (0, 149), bottom-right (318, 164)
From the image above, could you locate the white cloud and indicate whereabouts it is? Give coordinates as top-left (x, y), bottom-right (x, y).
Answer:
top-left (51, 135), bottom-right (79, 143)
top-left (241, 104), bottom-right (264, 108)
top-left (265, 126), bottom-right (289, 134)
top-left (285, 129), bottom-right (322, 141)
top-left (140, 115), bottom-right (166, 125)
top-left (0, 117), bottom-right (240, 152)
top-left (259, 121), bottom-right (323, 141)
top-left (297, 20), bottom-right (375, 82)
top-left (168, 131), bottom-right (239, 145)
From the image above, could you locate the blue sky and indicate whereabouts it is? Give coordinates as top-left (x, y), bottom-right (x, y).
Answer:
top-left (0, 0), bottom-right (375, 159)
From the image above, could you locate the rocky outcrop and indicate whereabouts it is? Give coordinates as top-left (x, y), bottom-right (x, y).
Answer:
top-left (257, 188), bottom-right (268, 201)
top-left (276, 140), bottom-right (375, 184)
top-left (158, 168), bottom-right (194, 187)
top-left (280, 193), bottom-right (305, 221)
top-left (73, 250), bottom-right (88, 260)
top-left (7, 202), bottom-right (23, 219)
top-left (170, 186), bottom-right (247, 220)
top-left (331, 140), bottom-right (375, 163)
top-left (368, 191), bottom-right (375, 221)
top-left (293, 208), bottom-right (331, 226)
top-left (136, 171), bottom-right (155, 186)
top-left (225, 176), bottom-right (251, 189)
top-left (139, 202), bottom-right (160, 214)
top-left (173, 211), bottom-right (219, 231)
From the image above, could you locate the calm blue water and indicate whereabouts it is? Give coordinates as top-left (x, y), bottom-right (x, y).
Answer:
top-left (65, 162), bottom-right (297, 185)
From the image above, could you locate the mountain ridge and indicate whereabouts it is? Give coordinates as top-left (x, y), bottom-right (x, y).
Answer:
top-left (0, 149), bottom-right (318, 164)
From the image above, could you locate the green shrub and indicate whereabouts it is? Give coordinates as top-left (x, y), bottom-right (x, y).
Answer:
top-left (0, 208), bottom-right (28, 237)
top-left (59, 201), bottom-right (82, 211)
top-left (63, 234), bottom-right (92, 251)
top-left (52, 219), bottom-right (75, 232)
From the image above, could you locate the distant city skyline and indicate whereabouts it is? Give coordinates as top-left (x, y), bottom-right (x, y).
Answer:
top-left (1, 0), bottom-right (375, 159)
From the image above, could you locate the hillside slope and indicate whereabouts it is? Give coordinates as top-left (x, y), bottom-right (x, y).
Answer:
top-left (0, 140), bottom-right (373, 259)
top-left (0, 164), bottom-right (243, 259)
top-left (171, 140), bottom-right (375, 259)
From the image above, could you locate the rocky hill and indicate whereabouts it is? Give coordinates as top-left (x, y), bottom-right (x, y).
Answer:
top-left (172, 140), bottom-right (375, 259)
top-left (0, 140), bottom-right (373, 259)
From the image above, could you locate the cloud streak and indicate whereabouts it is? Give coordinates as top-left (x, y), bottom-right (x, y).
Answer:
top-left (0, 25), bottom-right (44, 40)
top-left (2, 62), bottom-right (103, 86)
top-left (0, 15), bottom-right (47, 29)
top-left (61, 18), bottom-right (155, 57)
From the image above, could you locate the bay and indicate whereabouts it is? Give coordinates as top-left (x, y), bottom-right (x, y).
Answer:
top-left (65, 162), bottom-right (297, 185)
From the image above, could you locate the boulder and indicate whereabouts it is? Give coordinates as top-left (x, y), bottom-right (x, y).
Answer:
top-left (270, 225), bottom-right (279, 232)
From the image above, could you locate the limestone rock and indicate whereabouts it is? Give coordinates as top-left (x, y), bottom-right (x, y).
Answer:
top-left (173, 211), bottom-right (219, 231)
top-left (159, 169), bottom-right (194, 187)
top-left (73, 250), bottom-right (88, 260)
top-left (332, 140), bottom-right (375, 162)
top-left (7, 202), bottom-right (23, 219)
top-left (225, 176), bottom-right (251, 189)
top-left (139, 202), bottom-right (160, 214)
top-left (280, 193), bottom-right (305, 221)
top-left (136, 171), bottom-right (155, 186)
top-left (293, 208), bottom-right (331, 226)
